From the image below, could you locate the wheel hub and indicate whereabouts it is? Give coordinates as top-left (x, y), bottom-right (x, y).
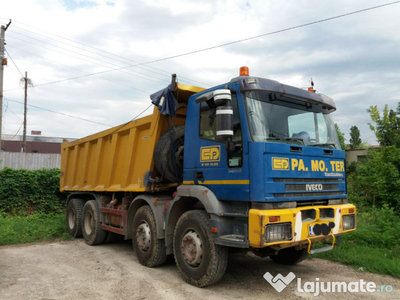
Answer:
top-left (181, 230), bottom-right (203, 266)
top-left (136, 221), bottom-right (151, 252)
top-left (84, 211), bottom-right (93, 235)
top-left (68, 210), bottom-right (75, 228)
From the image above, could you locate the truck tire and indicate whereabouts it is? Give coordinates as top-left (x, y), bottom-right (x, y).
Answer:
top-left (269, 247), bottom-right (308, 265)
top-left (132, 206), bottom-right (167, 267)
top-left (82, 200), bottom-right (107, 245)
top-left (173, 210), bottom-right (228, 287)
top-left (66, 198), bottom-right (85, 238)
top-left (154, 125), bottom-right (185, 182)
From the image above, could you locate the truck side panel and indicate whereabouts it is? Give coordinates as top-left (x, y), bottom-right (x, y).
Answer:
top-left (60, 107), bottom-right (183, 192)
top-left (60, 83), bottom-right (205, 193)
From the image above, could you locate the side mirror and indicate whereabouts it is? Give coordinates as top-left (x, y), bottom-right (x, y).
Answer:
top-left (195, 89), bottom-right (232, 107)
top-left (196, 88), bottom-right (234, 150)
top-left (216, 105), bottom-right (233, 141)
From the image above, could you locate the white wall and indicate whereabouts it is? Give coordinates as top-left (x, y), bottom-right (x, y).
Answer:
top-left (0, 152), bottom-right (61, 170)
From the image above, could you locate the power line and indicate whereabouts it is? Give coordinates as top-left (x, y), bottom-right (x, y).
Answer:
top-left (9, 121), bottom-right (24, 139)
top-left (4, 45), bottom-right (155, 94)
top-left (139, 1), bottom-right (400, 65)
top-left (4, 48), bottom-right (23, 77)
top-left (11, 23), bottom-right (170, 72)
top-left (99, 103), bottom-right (154, 138)
top-left (5, 1), bottom-right (399, 91)
top-left (4, 96), bottom-right (154, 133)
top-left (6, 34), bottom-right (169, 86)
top-left (4, 97), bottom-right (113, 127)
top-left (4, 98), bottom-right (23, 121)
top-left (10, 22), bottom-right (209, 86)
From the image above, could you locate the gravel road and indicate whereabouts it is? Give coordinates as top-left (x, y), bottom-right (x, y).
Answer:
top-left (0, 239), bottom-right (398, 300)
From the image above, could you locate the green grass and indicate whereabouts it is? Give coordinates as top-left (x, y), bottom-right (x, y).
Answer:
top-left (0, 213), bottom-right (73, 245)
top-left (311, 207), bottom-right (400, 278)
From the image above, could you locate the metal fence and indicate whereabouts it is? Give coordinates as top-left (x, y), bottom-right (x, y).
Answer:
top-left (0, 152), bottom-right (61, 170)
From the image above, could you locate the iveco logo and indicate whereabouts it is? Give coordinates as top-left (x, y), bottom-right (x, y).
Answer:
top-left (306, 184), bottom-right (323, 191)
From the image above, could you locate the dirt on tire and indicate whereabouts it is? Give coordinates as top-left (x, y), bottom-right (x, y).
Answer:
top-left (0, 239), bottom-right (399, 300)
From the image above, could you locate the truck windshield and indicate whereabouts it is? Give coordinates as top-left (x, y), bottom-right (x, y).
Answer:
top-left (245, 91), bottom-right (341, 149)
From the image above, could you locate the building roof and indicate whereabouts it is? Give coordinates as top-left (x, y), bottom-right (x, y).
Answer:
top-left (1, 134), bottom-right (75, 143)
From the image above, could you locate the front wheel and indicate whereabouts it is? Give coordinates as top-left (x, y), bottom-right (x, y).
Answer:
top-left (132, 206), bottom-right (167, 267)
top-left (269, 247), bottom-right (308, 265)
top-left (173, 210), bottom-right (228, 287)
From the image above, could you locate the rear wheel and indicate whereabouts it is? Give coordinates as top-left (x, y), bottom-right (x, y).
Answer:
top-left (82, 200), bottom-right (107, 245)
top-left (269, 247), bottom-right (308, 265)
top-left (132, 206), bottom-right (167, 267)
top-left (173, 210), bottom-right (228, 287)
top-left (66, 198), bottom-right (85, 238)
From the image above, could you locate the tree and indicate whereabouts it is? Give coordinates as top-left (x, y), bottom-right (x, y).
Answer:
top-left (349, 126), bottom-right (362, 149)
top-left (367, 103), bottom-right (400, 147)
top-left (348, 146), bottom-right (400, 212)
top-left (335, 123), bottom-right (346, 150)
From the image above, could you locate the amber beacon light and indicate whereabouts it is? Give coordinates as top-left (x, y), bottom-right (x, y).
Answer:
top-left (240, 66), bottom-right (249, 76)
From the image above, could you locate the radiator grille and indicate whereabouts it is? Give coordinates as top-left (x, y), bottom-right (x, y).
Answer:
top-left (285, 184), bottom-right (339, 192)
top-left (274, 178), bottom-right (343, 183)
top-left (274, 191), bottom-right (344, 198)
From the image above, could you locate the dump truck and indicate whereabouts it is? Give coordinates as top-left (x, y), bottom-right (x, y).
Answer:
top-left (61, 67), bottom-right (356, 287)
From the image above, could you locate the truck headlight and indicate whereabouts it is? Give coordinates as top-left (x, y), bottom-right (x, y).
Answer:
top-left (265, 223), bottom-right (292, 243)
top-left (342, 215), bottom-right (356, 230)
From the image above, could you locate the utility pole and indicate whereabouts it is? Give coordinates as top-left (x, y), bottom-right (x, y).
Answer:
top-left (22, 71), bottom-right (27, 153)
top-left (0, 20), bottom-right (11, 151)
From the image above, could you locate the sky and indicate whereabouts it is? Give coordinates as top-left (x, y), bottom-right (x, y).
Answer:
top-left (1, 0), bottom-right (400, 144)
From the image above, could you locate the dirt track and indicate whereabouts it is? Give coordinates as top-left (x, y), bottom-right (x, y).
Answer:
top-left (0, 239), bottom-right (398, 300)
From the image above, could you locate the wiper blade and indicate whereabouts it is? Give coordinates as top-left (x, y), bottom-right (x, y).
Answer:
top-left (266, 137), bottom-right (304, 145)
top-left (310, 143), bottom-right (336, 149)
top-left (284, 137), bottom-right (305, 145)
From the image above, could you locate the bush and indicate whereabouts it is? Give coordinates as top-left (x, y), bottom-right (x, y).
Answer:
top-left (351, 205), bottom-right (400, 248)
top-left (0, 168), bottom-right (66, 215)
top-left (347, 146), bottom-right (400, 213)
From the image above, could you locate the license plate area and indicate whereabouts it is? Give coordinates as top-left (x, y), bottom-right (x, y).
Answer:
top-left (309, 222), bottom-right (335, 236)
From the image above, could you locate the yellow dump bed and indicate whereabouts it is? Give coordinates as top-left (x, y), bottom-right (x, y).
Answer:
top-left (60, 83), bottom-right (204, 192)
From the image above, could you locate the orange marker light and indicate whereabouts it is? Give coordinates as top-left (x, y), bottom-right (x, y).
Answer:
top-left (211, 227), bottom-right (218, 233)
top-left (349, 208), bottom-right (355, 214)
top-left (269, 216), bottom-right (280, 222)
top-left (240, 66), bottom-right (249, 76)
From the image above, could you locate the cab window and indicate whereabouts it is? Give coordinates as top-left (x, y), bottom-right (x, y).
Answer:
top-left (199, 94), bottom-right (243, 167)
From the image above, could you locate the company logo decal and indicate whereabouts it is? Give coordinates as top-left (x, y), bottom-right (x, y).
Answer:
top-left (272, 157), bottom-right (290, 170)
top-left (271, 157), bottom-right (344, 176)
top-left (306, 184), bottom-right (323, 191)
top-left (200, 146), bottom-right (220, 162)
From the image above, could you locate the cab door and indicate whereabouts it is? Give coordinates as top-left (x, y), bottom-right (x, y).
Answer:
top-left (183, 87), bottom-right (250, 202)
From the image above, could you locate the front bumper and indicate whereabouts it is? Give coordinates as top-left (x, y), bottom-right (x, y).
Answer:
top-left (248, 204), bottom-right (356, 251)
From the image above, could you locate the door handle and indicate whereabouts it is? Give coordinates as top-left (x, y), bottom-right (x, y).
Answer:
top-left (195, 171), bottom-right (204, 181)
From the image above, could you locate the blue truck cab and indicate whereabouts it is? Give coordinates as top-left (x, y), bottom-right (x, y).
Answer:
top-left (172, 67), bottom-right (356, 261)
